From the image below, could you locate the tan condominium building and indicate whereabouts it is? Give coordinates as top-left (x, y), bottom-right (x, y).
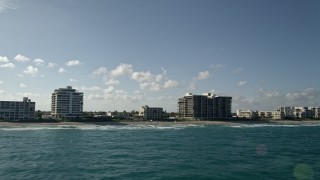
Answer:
top-left (0, 97), bottom-right (35, 121)
top-left (178, 93), bottom-right (232, 119)
top-left (139, 105), bottom-right (163, 120)
top-left (51, 86), bottom-right (83, 119)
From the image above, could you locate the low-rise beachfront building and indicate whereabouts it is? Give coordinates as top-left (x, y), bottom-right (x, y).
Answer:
top-left (139, 105), bottom-right (163, 120)
top-left (51, 86), bottom-right (83, 119)
top-left (257, 111), bottom-right (273, 119)
top-left (272, 110), bottom-right (283, 120)
top-left (255, 110), bottom-right (283, 120)
top-left (252, 106), bottom-right (320, 120)
top-left (236, 110), bottom-right (257, 119)
top-left (0, 97), bottom-right (35, 121)
top-left (178, 93), bottom-right (232, 119)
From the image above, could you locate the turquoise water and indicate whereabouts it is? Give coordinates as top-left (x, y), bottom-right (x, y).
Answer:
top-left (0, 124), bottom-right (319, 179)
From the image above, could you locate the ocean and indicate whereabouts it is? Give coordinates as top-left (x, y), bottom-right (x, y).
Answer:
top-left (0, 123), bottom-right (319, 180)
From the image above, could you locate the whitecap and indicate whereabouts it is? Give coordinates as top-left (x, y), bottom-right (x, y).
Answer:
top-left (0, 124), bottom-right (200, 131)
top-left (226, 123), bottom-right (320, 128)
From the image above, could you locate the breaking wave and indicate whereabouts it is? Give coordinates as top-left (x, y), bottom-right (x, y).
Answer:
top-left (0, 124), bottom-right (203, 131)
top-left (227, 123), bottom-right (320, 128)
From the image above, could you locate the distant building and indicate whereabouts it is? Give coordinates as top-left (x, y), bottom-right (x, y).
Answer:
top-left (107, 111), bottom-right (131, 119)
top-left (236, 110), bottom-right (257, 119)
top-left (277, 106), bottom-right (320, 119)
top-left (278, 106), bottom-right (295, 118)
top-left (51, 86), bottom-right (83, 119)
top-left (139, 105), bottom-right (163, 120)
top-left (178, 93), bottom-right (232, 119)
top-left (272, 110), bottom-right (282, 120)
top-left (258, 111), bottom-right (272, 118)
top-left (310, 107), bottom-right (320, 119)
top-left (0, 97), bottom-right (35, 121)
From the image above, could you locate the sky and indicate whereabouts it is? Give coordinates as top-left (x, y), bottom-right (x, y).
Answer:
top-left (0, 0), bottom-right (320, 112)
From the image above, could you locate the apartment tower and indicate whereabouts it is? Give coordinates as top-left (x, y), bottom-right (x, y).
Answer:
top-left (51, 86), bottom-right (83, 119)
top-left (178, 93), bottom-right (232, 119)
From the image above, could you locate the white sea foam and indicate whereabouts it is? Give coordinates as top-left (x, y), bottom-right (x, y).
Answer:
top-left (227, 123), bottom-right (320, 128)
top-left (0, 124), bottom-right (202, 131)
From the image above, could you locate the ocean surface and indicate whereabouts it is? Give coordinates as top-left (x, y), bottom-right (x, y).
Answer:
top-left (0, 123), bottom-right (319, 180)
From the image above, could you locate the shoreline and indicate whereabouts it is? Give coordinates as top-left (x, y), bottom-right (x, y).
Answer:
top-left (0, 119), bottom-right (320, 128)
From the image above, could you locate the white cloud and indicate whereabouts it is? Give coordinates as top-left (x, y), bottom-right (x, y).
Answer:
top-left (104, 86), bottom-right (114, 94)
top-left (158, 96), bottom-right (176, 101)
top-left (196, 71), bottom-right (210, 80)
top-left (103, 86), bottom-right (143, 103)
top-left (34, 58), bottom-right (45, 66)
top-left (0, 80), bottom-right (2, 84)
top-left (17, 92), bottom-right (40, 97)
top-left (17, 74), bottom-right (23, 77)
top-left (69, 78), bottom-right (78, 82)
top-left (81, 86), bottom-right (101, 91)
top-left (161, 67), bottom-right (167, 74)
top-left (92, 67), bottom-right (108, 76)
top-left (14, 54), bottom-right (30, 62)
top-left (232, 94), bottom-right (261, 111)
top-left (257, 88), bottom-right (280, 98)
top-left (0, 56), bottom-right (9, 63)
top-left (66, 60), bottom-right (81, 66)
top-left (23, 66), bottom-right (38, 76)
top-left (131, 71), bottom-right (152, 83)
top-left (87, 94), bottom-right (105, 100)
top-left (129, 67), bottom-right (177, 91)
top-left (0, 63), bottom-right (15, 68)
top-left (0, 90), bottom-right (7, 94)
top-left (286, 88), bottom-right (320, 103)
top-left (211, 64), bottom-right (225, 69)
top-left (47, 62), bottom-right (56, 68)
top-left (189, 81), bottom-right (197, 91)
top-left (233, 88), bottom-right (320, 111)
top-left (105, 78), bottom-right (120, 86)
top-left (140, 82), bottom-right (161, 91)
top-left (19, 83), bottom-right (27, 88)
top-left (237, 81), bottom-right (247, 87)
top-left (134, 90), bottom-right (144, 95)
top-left (58, 67), bottom-right (66, 74)
top-left (110, 63), bottom-right (133, 77)
top-left (233, 67), bottom-right (244, 73)
top-left (164, 80), bottom-right (179, 89)
top-left (0, 0), bottom-right (17, 13)
top-left (101, 63), bottom-right (178, 92)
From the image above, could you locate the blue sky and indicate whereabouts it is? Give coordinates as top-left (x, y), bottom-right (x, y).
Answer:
top-left (0, 0), bottom-right (320, 112)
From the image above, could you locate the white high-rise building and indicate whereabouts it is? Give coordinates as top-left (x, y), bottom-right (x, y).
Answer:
top-left (51, 86), bottom-right (83, 119)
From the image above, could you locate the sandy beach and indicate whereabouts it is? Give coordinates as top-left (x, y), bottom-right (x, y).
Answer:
top-left (0, 119), bottom-right (320, 128)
